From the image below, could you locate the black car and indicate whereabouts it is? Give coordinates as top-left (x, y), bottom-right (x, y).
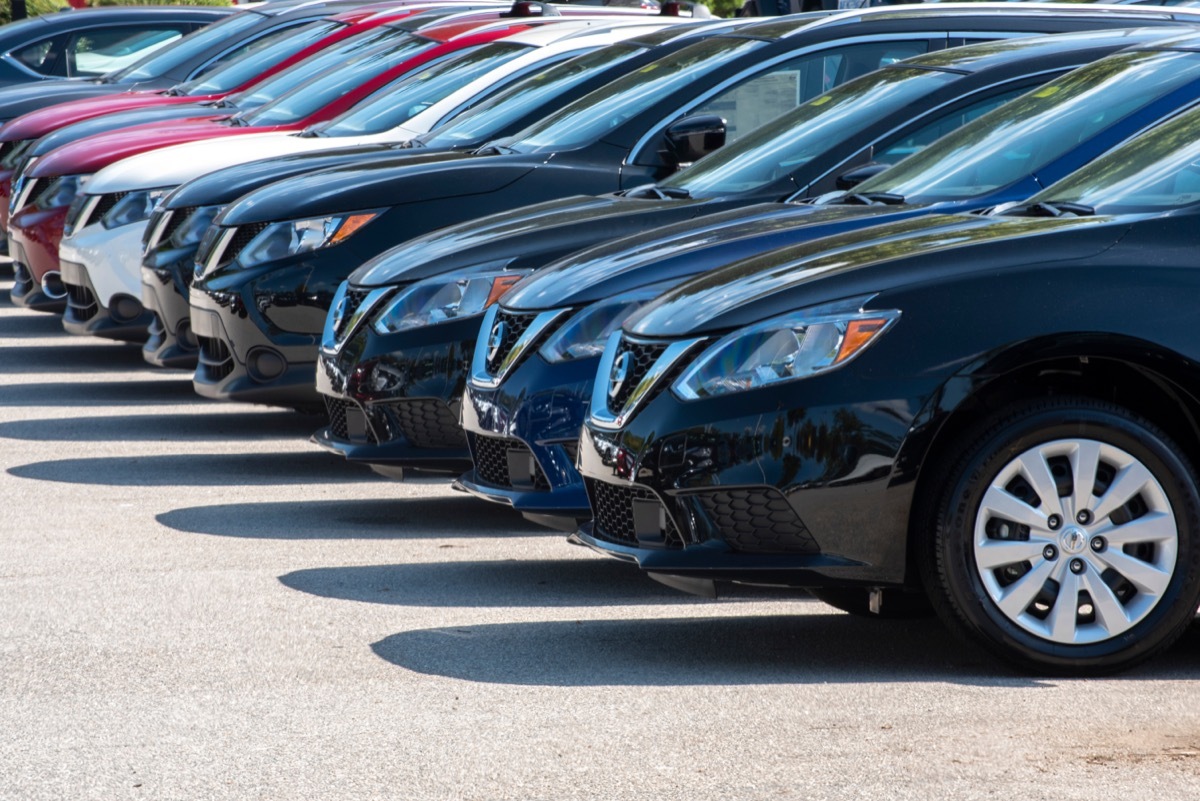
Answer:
top-left (189, 4), bottom-right (1191, 409)
top-left (0, 0), bottom-right (366, 125)
top-left (139, 17), bottom-right (738, 369)
top-left (572, 103), bottom-right (1200, 675)
top-left (0, 6), bottom-right (224, 90)
top-left (456, 27), bottom-right (1200, 527)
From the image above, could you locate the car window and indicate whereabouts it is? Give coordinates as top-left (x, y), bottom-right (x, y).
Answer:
top-left (873, 84), bottom-right (1032, 165)
top-left (177, 20), bottom-right (343, 93)
top-left (683, 40), bottom-right (931, 143)
top-left (68, 26), bottom-right (190, 77)
top-left (10, 34), bottom-right (69, 76)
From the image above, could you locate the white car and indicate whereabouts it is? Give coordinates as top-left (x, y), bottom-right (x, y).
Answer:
top-left (56, 18), bottom-right (681, 343)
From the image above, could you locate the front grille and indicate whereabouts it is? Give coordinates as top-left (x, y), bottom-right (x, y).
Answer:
top-left (197, 334), bottom-right (234, 382)
top-left (485, 308), bottom-right (539, 374)
top-left (222, 222), bottom-right (269, 266)
top-left (323, 396), bottom-right (376, 444)
top-left (13, 177), bottom-right (39, 212)
top-left (84, 191), bottom-right (128, 229)
top-left (691, 488), bottom-right (819, 554)
top-left (159, 206), bottom-right (192, 245)
top-left (334, 287), bottom-right (372, 340)
top-left (586, 478), bottom-right (682, 548)
top-left (326, 397), bottom-right (351, 439)
top-left (471, 435), bottom-right (550, 491)
top-left (64, 281), bottom-right (98, 322)
top-left (608, 338), bottom-right (670, 412)
top-left (384, 398), bottom-right (465, 450)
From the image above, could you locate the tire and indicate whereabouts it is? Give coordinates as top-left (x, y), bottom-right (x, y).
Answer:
top-left (922, 396), bottom-right (1200, 675)
top-left (808, 587), bottom-right (934, 619)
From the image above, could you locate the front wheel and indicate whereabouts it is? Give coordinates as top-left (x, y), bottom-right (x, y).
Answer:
top-left (924, 397), bottom-right (1200, 675)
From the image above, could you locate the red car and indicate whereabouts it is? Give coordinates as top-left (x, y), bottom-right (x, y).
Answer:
top-left (0, 2), bottom-right (476, 247)
top-left (7, 7), bottom-right (563, 311)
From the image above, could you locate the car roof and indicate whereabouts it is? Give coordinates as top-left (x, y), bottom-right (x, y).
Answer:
top-left (904, 25), bottom-right (1196, 71)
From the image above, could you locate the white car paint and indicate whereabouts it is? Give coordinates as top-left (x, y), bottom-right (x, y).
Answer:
top-left (59, 217), bottom-right (146, 315)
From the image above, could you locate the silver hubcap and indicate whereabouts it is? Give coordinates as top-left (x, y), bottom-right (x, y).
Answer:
top-left (973, 438), bottom-right (1178, 645)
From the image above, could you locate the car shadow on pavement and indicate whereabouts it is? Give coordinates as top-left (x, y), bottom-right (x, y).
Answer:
top-left (0, 411), bottom-right (321, 442)
top-left (161, 497), bottom-right (531, 539)
top-left (8, 451), bottom-right (381, 486)
top-left (280, 559), bottom-right (796, 607)
top-left (0, 379), bottom-right (197, 406)
top-left (0, 343), bottom-right (149, 372)
top-left (370, 613), bottom-right (1200, 686)
top-left (0, 313), bottom-right (67, 338)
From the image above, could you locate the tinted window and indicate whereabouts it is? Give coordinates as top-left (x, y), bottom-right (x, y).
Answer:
top-left (70, 26), bottom-right (189, 77)
top-left (109, 11), bottom-right (261, 83)
top-left (176, 20), bottom-right (343, 96)
top-left (872, 83), bottom-right (1030, 165)
top-left (10, 35), bottom-right (67, 76)
top-left (857, 49), bottom-right (1200, 202)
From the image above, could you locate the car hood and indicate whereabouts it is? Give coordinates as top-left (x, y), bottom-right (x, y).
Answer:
top-left (29, 118), bottom-right (270, 178)
top-left (31, 103), bottom-right (229, 158)
top-left (0, 80), bottom-right (123, 122)
top-left (504, 203), bottom-right (909, 310)
top-left (0, 90), bottom-right (195, 142)
top-left (85, 131), bottom-right (349, 193)
top-left (216, 151), bottom-right (530, 225)
top-left (628, 213), bottom-right (1129, 338)
top-left (349, 192), bottom-right (725, 286)
top-left (161, 141), bottom-right (410, 209)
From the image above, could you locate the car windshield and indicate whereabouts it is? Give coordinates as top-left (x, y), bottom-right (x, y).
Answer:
top-left (851, 49), bottom-right (1200, 204)
top-left (107, 11), bottom-right (261, 83)
top-left (1026, 105), bottom-right (1200, 214)
top-left (660, 66), bottom-right (959, 198)
top-left (319, 42), bottom-right (531, 137)
top-left (419, 42), bottom-right (645, 148)
top-left (507, 36), bottom-right (765, 153)
top-left (175, 20), bottom-right (344, 96)
top-left (238, 33), bottom-right (439, 125)
top-left (229, 27), bottom-right (412, 111)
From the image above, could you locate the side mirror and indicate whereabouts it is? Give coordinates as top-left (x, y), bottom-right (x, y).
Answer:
top-left (663, 114), bottom-right (726, 168)
top-left (835, 162), bottom-right (890, 190)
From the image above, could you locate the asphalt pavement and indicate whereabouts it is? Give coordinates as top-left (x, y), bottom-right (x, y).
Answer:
top-left (1, 273), bottom-right (1198, 800)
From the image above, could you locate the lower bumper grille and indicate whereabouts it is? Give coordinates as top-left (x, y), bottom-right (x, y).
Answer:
top-left (586, 478), bottom-right (682, 549)
top-left (197, 334), bottom-right (234, 382)
top-left (690, 488), bottom-right (819, 554)
top-left (64, 281), bottom-right (98, 322)
top-left (472, 434), bottom-right (550, 491)
top-left (12, 261), bottom-right (32, 295)
top-left (384, 398), bottom-right (465, 450)
top-left (323, 396), bottom-right (376, 444)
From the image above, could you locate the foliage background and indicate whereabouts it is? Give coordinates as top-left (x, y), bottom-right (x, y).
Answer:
top-left (1, 0), bottom-right (230, 26)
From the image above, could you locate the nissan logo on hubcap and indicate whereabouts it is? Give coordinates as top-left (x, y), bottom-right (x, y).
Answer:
top-left (487, 321), bottom-right (508, 363)
top-left (609, 351), bottom-right (631, 403)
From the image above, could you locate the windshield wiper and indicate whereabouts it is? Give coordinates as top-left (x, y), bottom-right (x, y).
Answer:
top-left (838, 192), bottom-right (905, 206)
top-left (1009, 201), bottom-right (1095, 218)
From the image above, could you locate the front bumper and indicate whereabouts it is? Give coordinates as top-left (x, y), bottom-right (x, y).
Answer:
top-left (8, 203), bottom-right (68, 303)
top-left (189, 288), bottom-right (321, 408)
top-left (311, 311), bottom-right (478, 472)
top-left (59, 223), bottom-right (152, 342)
top-left (141, 250), bottom-right (200, 369)
top-left (7, 225), bottom-right (65, 312)
top-left (459, 350), bottom-right (596, 522)
top-left (574, 367), bottom-right (927, 589)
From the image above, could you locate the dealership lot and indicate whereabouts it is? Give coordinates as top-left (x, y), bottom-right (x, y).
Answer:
top-left (1, 278), bottom-right (1198, 800)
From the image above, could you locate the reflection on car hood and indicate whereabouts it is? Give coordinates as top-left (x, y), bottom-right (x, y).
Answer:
top-left (216, 152), bottom-right (533, 225)
top-left (504, 203), bottom-right (907, 310)
top-left (350, 193), bottom-right (718, 286)
top-left (628, 213), bottom-right (1126, 337)
top-left (31, 104), bottom-right (226, 158)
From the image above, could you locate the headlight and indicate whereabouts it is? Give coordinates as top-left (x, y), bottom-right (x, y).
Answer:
top-left (538, 282), bottom-right (674, 363)
top-left (36, 173), bottom-right (89, 209)
top-left (238, 211), bottom-right (382, 268)
top-left (371, 269), bottom-right (528, 335)
top-left (103, 187), bottom-right (170, 229)
top-left (170, 205), bottom-right (221, 248)
top-left (671, 295), bottom-right (900, 400)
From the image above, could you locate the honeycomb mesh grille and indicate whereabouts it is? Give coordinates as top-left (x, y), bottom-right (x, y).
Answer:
top-left (160, 206), bottom-right (193, 245)
top-left (692, 488), bottom-right (820, 554)
top-left (485, 308), bottom-right (538, 374)
top-left (586, 478), bottom-right (682, 548)
top-left (471, 434), bottom-right (550, 491)
top-left (334, 287), bottom-right (372, 340)
top-left (222, 222), bottom-right (270, 266)
top-left (608, 338), bottom-right (670, 412)
top-left (385, 399), bottom-right (465, 450)
top-left (87, 191), bottom-right (128, 227)
top-left (325, 396), bottom-right (350, 440)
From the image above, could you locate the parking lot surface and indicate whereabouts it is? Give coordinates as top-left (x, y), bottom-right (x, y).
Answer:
top-left (1, 275), bottom-right (1199, 801)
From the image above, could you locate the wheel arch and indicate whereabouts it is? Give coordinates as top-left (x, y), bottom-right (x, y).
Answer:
top-left (901, 332), bottom-right (1200, 583)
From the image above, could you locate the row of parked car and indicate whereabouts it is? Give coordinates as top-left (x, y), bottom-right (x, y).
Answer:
top-left (5, 0), bottom-right (1200, 675)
